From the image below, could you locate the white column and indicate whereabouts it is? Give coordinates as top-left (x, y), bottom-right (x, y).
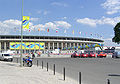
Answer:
top-left (73, 43), bottom-right (75, 47)
top-left (57, 42), bottom-right (59, 49)
top-left (61, 43), bottom-right (63, 49)
top-left (53, 42), bottom-right (54, 50)
top-left (0, 42), bottom-right (1, 52)
top-left (4, 42), bottom-right (6, 51)
top-left (77, 43), bottom-right (79, 47)
top-left (48, 42), bottom-right (50, 50)
top-left (70, 43), bottom-right (71, 48)
top-left (65, 43), bottom-right (67, 48)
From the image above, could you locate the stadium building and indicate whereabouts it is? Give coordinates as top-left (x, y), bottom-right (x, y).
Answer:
top-left (0, 35), bottom-right (104, 53)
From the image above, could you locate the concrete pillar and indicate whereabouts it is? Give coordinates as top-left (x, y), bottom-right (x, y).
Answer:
top-left (57, 42), bottom-right (59, 49)
top-left (53, 42), bottom-right (54, 50)
top-left (48, 42), bottom-right (50, 50)
top-left (73, 43), bottom-right (75, 47)
top-left (65, 43), bottom-right (67, 48)
top-left (4, 42), bottom-right (6, 51)
top-left (61, 43), bottom-right (63, 49)
top-left (77, 43), bottom-right (79, 47)
top-left (70, 43), bottom-right (71, 48)
top-left (0, 42), bottom-right (1, 52)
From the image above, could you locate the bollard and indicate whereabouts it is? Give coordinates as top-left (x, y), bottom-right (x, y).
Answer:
top-left (42, 61), bottom-right (43, 69)
top-left (47, 62), bottom-right (48, 71)
top-left (17, 58), bottom-right (18, 63)
top-left (23, 61), bottom-right (24, 66)
top-left (107, 79), bottom-right (110, 84)
top-left (54, 64), bottom-right (55, 75)
top-left (37, 60), bottom-right (38, 67)
top-left (79, 72), bottom-right (81, 84)
top-left (63, 67), bottom-right (65, 81)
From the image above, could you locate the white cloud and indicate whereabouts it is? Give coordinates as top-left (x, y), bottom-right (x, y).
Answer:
top-left (30, 18), bottom-right (39, 22)
top-left (51, 2), bottom-right (68, 7)
top-left (0, 18), bottom-right (71, 34)
top-left (43, 11), bottom-right (50, 15)
top-left (37, 10), bottom-right (50, 15)
top-left (61, 17), bottom-right (67, 20)
top-left (101, 0), bottom-right (120, 14)
top-left (44, 22), bottom-right (57, 30)
top-left (54, 21), bottom-right (71, 29)
top-left (76, 18), bottom-right (97, 27)
top-left (33, 21), bottom-right (71, 30)
top-left (0, 19), bottom-right (21, 34)
top-left (76, 16), bottom-right (120, 27)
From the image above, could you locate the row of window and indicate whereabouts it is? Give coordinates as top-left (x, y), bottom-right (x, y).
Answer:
top-left (0, 35), bottom-right (103, 42)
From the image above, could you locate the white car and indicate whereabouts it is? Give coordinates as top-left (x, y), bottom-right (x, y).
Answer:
top-left (0, 53), bottom-right (13, 61)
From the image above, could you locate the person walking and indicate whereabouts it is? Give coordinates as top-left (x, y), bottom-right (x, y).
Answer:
top-left (31, 52), bottom-right (35, 59)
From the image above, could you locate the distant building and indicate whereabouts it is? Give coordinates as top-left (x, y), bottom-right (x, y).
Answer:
top-left (0, 35), bottom-right (104, 53)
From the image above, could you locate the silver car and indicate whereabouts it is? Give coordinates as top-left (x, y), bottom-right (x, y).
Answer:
top-left (112, 50), bottom-right (120, 58)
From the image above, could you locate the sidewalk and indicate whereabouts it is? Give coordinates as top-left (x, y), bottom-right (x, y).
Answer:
top-left (0, 61), bottom-right (78, 84)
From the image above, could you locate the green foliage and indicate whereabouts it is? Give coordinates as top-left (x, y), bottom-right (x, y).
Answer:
top-left (112, 22), bottom-right (120, 44)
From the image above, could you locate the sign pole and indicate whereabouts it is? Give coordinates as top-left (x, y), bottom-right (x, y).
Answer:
top-left (20, 0), bottom-right (23, 67)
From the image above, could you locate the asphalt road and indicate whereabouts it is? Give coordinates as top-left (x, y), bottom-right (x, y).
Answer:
top-left (13, 57), bottom-right (120, 84)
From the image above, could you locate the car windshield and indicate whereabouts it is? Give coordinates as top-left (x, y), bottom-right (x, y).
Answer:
top-left (84, 52), bottom-right (88, 54)
top-left (117, 51), bottom-right (120, 55)
top-left (90, 52), bottom-right (94, 54)
top-left (4, 54), bottom-right (10, 56)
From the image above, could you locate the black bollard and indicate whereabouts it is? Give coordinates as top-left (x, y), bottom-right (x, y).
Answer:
top-left (17, 58), bottom-right (18, 63)
top-left (47, 62), bottom-right (48, 71)
top-left (54, 64), bottom-right (55, 75)
top-left (63, 67), bottom-right (65, 81)
top-left (37, 60), bottom-right (38, 66)
top-left (79, 72), bottom-right (81, 84)
top-left (42, 61), bottom-right (43, 69)
top-left (107, 79), bottom-right (110, 84)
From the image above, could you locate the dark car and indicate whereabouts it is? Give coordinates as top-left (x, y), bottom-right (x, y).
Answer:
top-left (71, 51), bottom-right (81, 58)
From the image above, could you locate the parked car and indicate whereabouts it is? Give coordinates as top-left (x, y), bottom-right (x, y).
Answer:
top-left (71, 51), bottom-right (81, 58)
top-left (81, 52), bottom-right (89, 58)
top-left (112, 50), bottom-right (120, 58)
top-left (0, 53), bottom-right (13, 61)
top-left (88, 52), bottom-right (96, 58)
top-left (97, 52), bottom-right (107, 58)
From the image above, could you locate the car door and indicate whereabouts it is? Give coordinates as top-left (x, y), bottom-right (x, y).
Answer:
top-left (0, 54), bottom-right (4, 60)
top-left (0, 54), bottom-right (2, 60)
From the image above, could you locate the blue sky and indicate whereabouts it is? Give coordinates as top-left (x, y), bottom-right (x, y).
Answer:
top-left (0, 0), bottom-right (120, 46)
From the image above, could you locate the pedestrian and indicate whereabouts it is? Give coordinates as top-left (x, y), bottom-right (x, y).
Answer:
top-left (48, 51), bottom-right (50, 57)
top-left (31, 52), bottom-right (35, 59)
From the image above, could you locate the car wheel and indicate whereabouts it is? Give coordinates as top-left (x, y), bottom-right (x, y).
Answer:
top-left (10, 58), bottom-right (13, 62)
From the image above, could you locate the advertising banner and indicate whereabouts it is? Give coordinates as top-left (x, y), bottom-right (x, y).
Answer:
top-left (10, 42), bottom-right (45, 50)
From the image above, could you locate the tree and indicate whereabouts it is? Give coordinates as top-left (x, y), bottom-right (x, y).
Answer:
top-left (112, 22), bottom-right (120, 44)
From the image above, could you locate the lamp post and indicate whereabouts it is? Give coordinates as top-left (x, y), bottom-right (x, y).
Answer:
top-left (20, 0), bottom-right (23, 67)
